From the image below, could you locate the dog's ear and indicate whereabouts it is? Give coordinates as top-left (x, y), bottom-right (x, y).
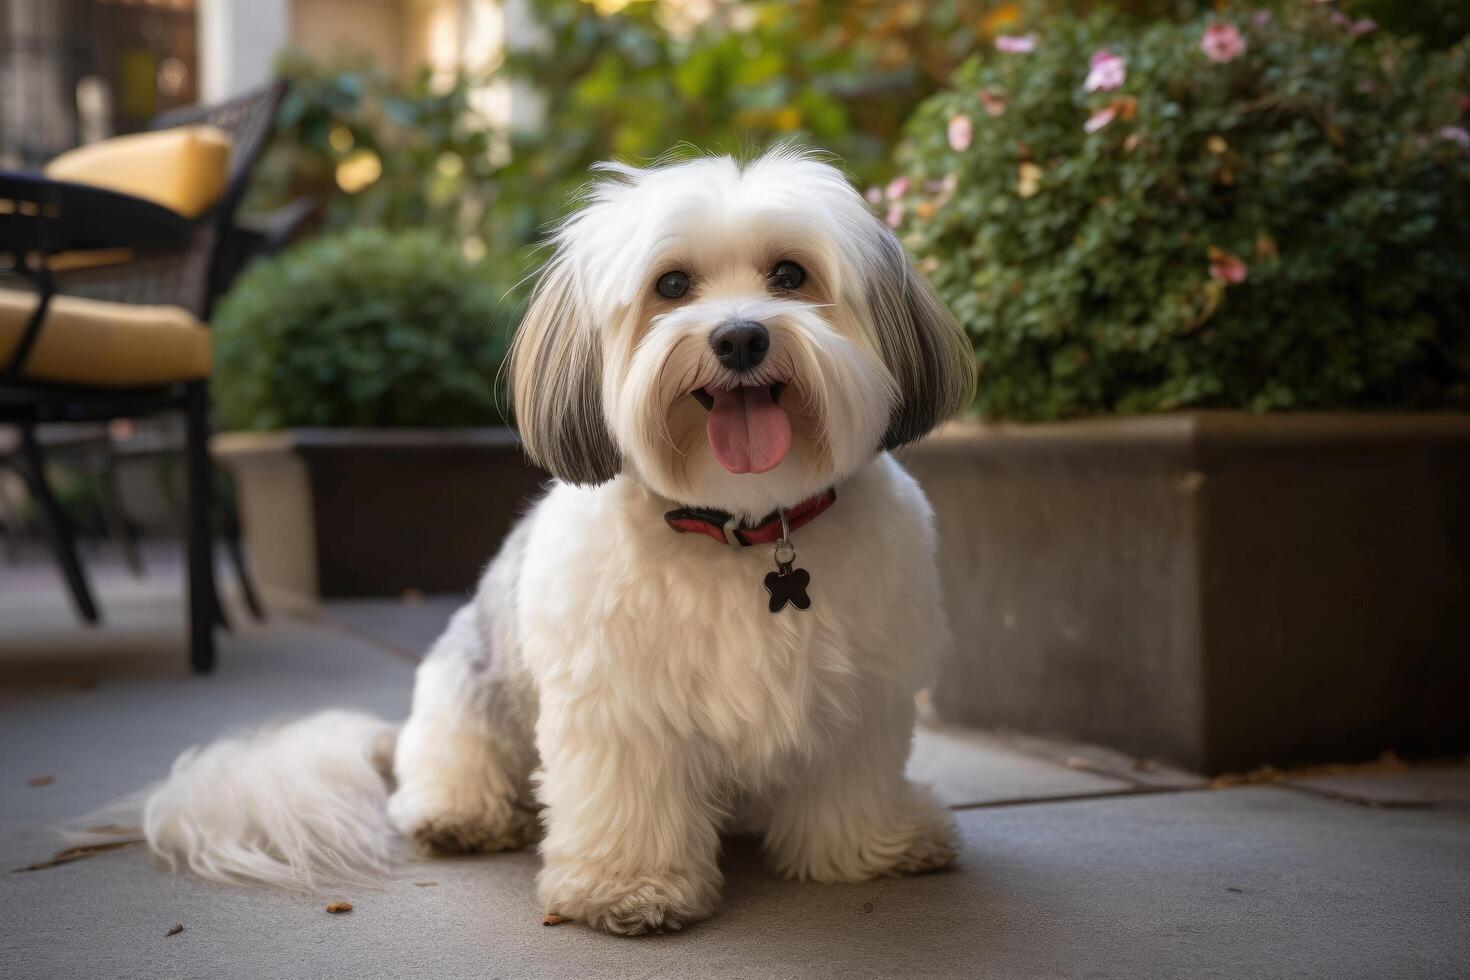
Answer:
top-left (865, 229), bottom-right (976, 450)
top-left (509, 257), bottom-right (621, 485)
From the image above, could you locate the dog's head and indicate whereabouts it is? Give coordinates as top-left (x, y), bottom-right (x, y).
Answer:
top-left (510, 149), bottom-right (975, 517)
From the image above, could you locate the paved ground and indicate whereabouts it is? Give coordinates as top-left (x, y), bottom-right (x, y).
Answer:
top-left (2, 547), bottom-right (1468, 979)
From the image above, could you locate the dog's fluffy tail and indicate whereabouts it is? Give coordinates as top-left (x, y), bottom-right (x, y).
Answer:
top-left (120, 710), bottom-right (400, 890)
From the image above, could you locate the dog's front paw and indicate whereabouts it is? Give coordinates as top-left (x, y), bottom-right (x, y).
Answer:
top-left (387, 783), bottom-right (538, 854)
top-left (538, 861), bottom-right (719, 936)
top-left (889, 823), bottom-right (958, 876)
top-left (767, 797), bottom-right (959, 882)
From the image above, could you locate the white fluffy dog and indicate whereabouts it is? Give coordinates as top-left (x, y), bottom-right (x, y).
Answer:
top-left (140, 148), bottom-right (976, 935)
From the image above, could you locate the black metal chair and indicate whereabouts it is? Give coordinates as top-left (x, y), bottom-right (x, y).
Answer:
top-left (0, 81), bottom-right (296, 673)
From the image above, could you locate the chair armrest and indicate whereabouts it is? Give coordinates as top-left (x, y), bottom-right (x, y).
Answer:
top-left (235, 196), bottom-right (318, 256)
top-left (207, 196), bottom-right (319, 304)
top-left (0, 171), bottom-right (194, 257)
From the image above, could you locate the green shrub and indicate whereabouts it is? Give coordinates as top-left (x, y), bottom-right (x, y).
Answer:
top-left (892, 7), bottom-right (1470, 420)
top-left (1345, 0), bottom-right (1470, 50)
top-left (213, 229), bottom-right (519, 430)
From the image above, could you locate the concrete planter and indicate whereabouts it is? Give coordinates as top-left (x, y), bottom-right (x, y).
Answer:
top-left (901, 412), bottom-right (1470, 774)
top-left (214, 428), bottom-right (546, 613)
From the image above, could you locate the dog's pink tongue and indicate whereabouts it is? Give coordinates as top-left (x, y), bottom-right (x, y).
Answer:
top-left (707, 386), bottom-right (791, 474)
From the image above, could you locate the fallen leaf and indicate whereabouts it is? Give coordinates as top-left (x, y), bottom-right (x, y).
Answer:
top-left (413, 881), bottom-right (439, 888)
top-left (11, 839), bottom-right (143, 873)
top-left (27, 774), bottom-right (54, 787)
top-left (326, 901), bottom-right (353, 914)
top-left (1209, 764), bottom-right (1283, 789)
top-left (166, 923), bottom-right (184, 937)
top-left (1378, 750), bottom-right (1408, 772)
top-left (1064, 755), bottom-right (1104, 771)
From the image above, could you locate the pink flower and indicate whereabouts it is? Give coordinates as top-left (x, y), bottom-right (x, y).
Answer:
top-left (926, 173), bottom-right (959, 199)
top-left (1083, 96), bottom-right (1137, 135)
top-left (995, 33), bottom-right (1038, 54)
top-left (1440, 126), bottom-right (1470, 149)
top-left (979, 89), bottom-right (1009, 118)
top-left (1208, 248), bottom-right (1248, 285)
top-left (885, 202), bottom-right (904, 229)
top-left (864, 186), bottom-right (882, 205)
top-left (1200, 23), bottom-right (1246, 63)
top-left (885, 176), bottom-right (909, 200)
top-left (1084, 50), bottom-right (1126, 93)
top-left (1252, 10), bottom-right (1272, 28)
top-left (1329, 10), bottom-right (1377, 35)
top-left (948, 114), bottom-right (973, 152)
top-left (1084, 105), bottom-right (1118, 134)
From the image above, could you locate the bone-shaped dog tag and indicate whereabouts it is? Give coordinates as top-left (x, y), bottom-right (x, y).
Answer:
top-left (764, 535), bottom-right (811, 613)
top-left (764, 563), bottom-right (812, 613)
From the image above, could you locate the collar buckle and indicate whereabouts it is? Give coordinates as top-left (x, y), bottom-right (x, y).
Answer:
top-left (721, 513), bottom-right (743, 548)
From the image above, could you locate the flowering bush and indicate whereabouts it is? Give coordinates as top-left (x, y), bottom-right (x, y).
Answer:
top-left (891, 7), bottom-right (1470, 420)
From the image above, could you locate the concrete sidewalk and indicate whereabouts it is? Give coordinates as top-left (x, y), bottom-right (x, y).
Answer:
top-left (1, 563), bottom-right (1467, 979)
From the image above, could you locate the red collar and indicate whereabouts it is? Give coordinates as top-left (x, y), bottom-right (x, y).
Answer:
top-left (664, 488), bottom-right (837, 547)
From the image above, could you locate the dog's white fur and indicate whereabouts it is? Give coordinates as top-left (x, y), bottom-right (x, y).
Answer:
top-left (140, 149), bottom-right (976, 935)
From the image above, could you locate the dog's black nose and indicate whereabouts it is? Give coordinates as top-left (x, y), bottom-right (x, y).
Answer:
top-left (710, 320), bottom-right (769, 372)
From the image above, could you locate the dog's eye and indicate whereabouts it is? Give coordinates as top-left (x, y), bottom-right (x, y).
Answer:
top-left (770, 261), bottom-right (805, 291)
top-left (655, 270), bottom-right (690, 299)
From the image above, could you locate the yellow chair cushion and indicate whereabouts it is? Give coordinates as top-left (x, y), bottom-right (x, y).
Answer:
top-left (0, 289), bottom-right (211, 386)
top-left (45, 248), bottom-right (138, 273)
top-left (44, 125), bottom-right (233, 219)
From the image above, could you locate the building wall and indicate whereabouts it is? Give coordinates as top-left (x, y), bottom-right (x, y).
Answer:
top-left (199, 0), bottom-right (287, 102)
top-left (198, 0), bottom-right (509, 101)
top-left (290, 0), bottom-right (404, 75)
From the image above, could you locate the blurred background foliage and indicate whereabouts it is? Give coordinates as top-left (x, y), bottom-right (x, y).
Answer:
top-left (248, 0), bottom-right (1235, 266)
top-left (1347, 0), bottom-right (1470, 51)
top-left (247, 0), bottom-right (1466, 266)
top-left (235, 0), bottom-right (1468, 423)
top-left (248, 55), bottom-right (499, 245)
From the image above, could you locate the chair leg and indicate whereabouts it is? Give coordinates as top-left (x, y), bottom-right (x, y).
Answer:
top-left (17, 425), bottom-right (100, 624)
top-left (0, 485), bottom-right (23, 564)
top-left (184, 382), bottom-right (217, 673)
top-left (98, 453), bottom-right (145, 577)
top-left (224, 530), bottom-right (266, 621)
